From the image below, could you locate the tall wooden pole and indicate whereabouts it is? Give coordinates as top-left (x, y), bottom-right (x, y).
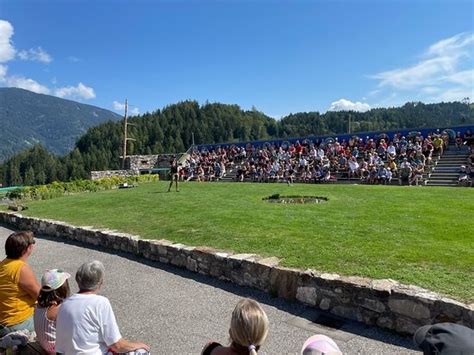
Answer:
top-left (122, 99), bottom-right (128, 169)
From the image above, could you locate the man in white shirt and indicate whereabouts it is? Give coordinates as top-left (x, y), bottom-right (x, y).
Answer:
top-left (56, 261), bottom-right (149, 354)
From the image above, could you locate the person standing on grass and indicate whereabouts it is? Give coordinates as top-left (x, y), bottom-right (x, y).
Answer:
top-left (56, 261), bottom-right (150, 354)
top-left (0, 231), bottom-right (40, 337)
top-left (168, 159), bottom-right (180, 192)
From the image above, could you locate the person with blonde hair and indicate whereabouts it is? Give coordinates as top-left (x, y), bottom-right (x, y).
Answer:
top-left (202, 298), bottom-right (269, 355)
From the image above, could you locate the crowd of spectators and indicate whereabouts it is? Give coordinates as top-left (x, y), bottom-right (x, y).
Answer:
top-left (459, 141), bottom-right (474, 187)
top-left (180, 129), bottom-right (474, 186)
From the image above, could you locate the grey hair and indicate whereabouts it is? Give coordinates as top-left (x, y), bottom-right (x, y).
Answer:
top-left (76, 260), bottom-right (105, 291)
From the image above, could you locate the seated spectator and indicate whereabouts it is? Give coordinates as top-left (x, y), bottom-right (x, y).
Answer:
top-left (387, 142), bottom-right (396, 156)
top-left (411, 164), bottom-right (425, 186)
top-left (56, 261), bottom-right (150, 354)
top-left (34, 269), bottom-right (71, 354)
top-left (368, 166), bottom-right (377, 184)
top-left (201, 298), bottom-right (269, 355)
top-left (433, 135), bottom-right (444, 156)
top-left (387, 158), bottom-right (398, 177)
top-left (458, 165), bottom-right (471, 187)
top-left (386, 167), bottom-right (393, 184)
top-left (455, 132), bottom-right (464, 150)
top-left (377, 165), bottom-right (388, 185)
top-left (399, 159), bottom-right (413, 185)
top-left (348, 157), bottom-right (359, 178)
top-left (0, 231), bottom-right (40, 337)
top-left (413, 323), bottom-right (474, 354)
top-left (301, 334), bottom-right (342, 355)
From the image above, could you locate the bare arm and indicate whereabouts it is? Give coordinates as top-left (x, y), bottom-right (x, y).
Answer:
top-left (109, 338), bottom-right (150, 353)
top-left (19, 263), bottom-right (40, 300)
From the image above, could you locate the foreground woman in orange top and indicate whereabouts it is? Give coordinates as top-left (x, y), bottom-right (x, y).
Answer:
top-left (0, 231), bottom-right (40, 337)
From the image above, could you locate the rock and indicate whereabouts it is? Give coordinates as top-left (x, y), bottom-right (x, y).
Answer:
top-left (258, 257), bottom-right (280, 267)
top-left (372, 279), bottom-right (399, 293)
top-left (229, 253), bottom-right (257, 261)
top-left (331, 306), bottom-right (359, 321)
top-left (395, 317), bottom-right (420, 334)
top-left (186, 257), bottom-right (198, 272)
top-left (320, 297), bottom-right (331, 310)
top-left (296, 287), bottom-right (318, 306)
top-left (388, 299), bottom-right (430, 320)
top-left (270, 267), bottom-right (300, 300)
top-left (355, 297), bottom-right (386, 313)
top-left (320, 273), bottom-right (340, 281)
top-left (377, 316), bottom-right (394, 329)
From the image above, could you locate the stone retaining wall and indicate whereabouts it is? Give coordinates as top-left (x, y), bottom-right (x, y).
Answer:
top-left (1, 211), bottom-right (472, 334)
top-left (90, 170), bottom-right (137, 180)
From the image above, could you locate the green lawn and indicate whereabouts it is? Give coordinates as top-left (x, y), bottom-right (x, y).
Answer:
top-left (18, 181), bottom-right (474, 302)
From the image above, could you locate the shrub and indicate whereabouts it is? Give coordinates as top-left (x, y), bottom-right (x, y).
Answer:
top-left (6, 174), bottom-right (159, 202)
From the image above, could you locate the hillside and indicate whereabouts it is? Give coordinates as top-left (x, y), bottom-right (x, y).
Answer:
top-left (0, 88), bottom-right (121, 161)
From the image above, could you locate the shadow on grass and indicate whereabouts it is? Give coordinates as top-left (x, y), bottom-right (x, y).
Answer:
top-left (13, 227), bottom-right (417, 351)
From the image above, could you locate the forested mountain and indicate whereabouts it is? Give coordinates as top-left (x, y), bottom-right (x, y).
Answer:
top-left (1, 100), bottom-right (472, 187)
top-left (0, 88), bottom-right (121, 161)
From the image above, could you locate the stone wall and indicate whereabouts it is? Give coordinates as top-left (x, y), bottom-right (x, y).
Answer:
top-left (0, 211), bottom-right (472, 334)
top-left (90, 170), bottom-right (137, 180)
top-left (128, 155), bottom-right (159, 172)
top-left (91, 154), bottom-right (176, 180)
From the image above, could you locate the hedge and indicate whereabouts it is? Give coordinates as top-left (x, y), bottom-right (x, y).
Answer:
top-left (6, 175), bottom-right (159, 201)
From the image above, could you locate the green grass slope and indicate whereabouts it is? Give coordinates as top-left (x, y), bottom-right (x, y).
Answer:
top-left (20, 182), bottom-right (474, 302)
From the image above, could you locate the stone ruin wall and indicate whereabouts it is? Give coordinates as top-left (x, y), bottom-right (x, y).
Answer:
top-left (90, 170), bottom-right (137, 180)
top-left (0, 211), bottom-right (472, 335)
top-left (90, 154), bottom-right (175, 180)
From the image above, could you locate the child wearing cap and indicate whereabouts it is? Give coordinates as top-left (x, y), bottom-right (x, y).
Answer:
top-left (33, 269), bottom-right (71, 354)
top-left (301, 334), bottom-right (342, 355)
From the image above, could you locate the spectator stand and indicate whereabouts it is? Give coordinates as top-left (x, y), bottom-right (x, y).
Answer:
top-left (183, 127), bottom-right (474, 186)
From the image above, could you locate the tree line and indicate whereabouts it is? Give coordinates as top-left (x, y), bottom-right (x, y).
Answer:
top-left (1, 100), bottom-right (472, 187)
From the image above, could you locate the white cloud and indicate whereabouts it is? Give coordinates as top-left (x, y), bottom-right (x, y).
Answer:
top-left (433, 87), bottom-right (474, 102)
top-left (113, 100), bottom-right (126, 111)
top-left (0, 20), bottom-right (16, 62)
top-left (371, 32), bottom-right (474, 103)
top-left (54, 82), bottom-right (95, 100)
top-left (328, 99), bottom-right (371, 112)
top-left (0, 64), bottom-right (7, 79)
top-left (5, 75), bottom-right (50, 94)
top-left (446, 69), bottom-right (474, 86)
top-left (0, 21), bottom-right (96, 102)
top-left (68, 56), bottom-right (80, 62)
top-left (18, 47), bottom-right (52, 63)
top-left (113, 100), bottom-right (139, 115)
top-left (427, 32), bottom-right (474, 57)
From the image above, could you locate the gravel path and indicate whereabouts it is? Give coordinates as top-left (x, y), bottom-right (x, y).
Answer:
top-left (0, 225), bottom-right (418, 354)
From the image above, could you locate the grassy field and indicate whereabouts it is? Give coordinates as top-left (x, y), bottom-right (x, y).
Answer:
top-left (15, 181), bottom-right (474, 302)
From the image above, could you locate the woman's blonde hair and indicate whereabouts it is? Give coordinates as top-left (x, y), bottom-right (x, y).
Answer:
top-left (229, 298), bottom-right (269, 355)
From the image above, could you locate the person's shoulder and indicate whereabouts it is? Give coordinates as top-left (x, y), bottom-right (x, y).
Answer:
top-left (91, 294), bottom-right (111, 305)
top-left (201, 342), bottom-right (223, 355)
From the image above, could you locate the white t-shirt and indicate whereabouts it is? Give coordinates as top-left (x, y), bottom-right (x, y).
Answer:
top-left (56, 293), bottom-right (121, 355)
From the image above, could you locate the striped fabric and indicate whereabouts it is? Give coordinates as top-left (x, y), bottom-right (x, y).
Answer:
top-left (33, 306), bottom-right (57, 354)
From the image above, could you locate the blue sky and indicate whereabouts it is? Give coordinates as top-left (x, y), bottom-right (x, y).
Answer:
top-left (1, 0), bottom-right (473, 118)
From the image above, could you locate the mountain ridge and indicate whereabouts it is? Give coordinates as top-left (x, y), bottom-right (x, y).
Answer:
top-left (0, 87), bottom-right (122, 161)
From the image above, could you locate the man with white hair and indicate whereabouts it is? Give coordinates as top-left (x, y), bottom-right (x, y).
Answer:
top-left (56, 261), bottom-right (149, 354)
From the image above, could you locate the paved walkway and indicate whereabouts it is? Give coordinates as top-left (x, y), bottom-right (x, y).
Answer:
top-left (0, 225), bottom-right (418, 354)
